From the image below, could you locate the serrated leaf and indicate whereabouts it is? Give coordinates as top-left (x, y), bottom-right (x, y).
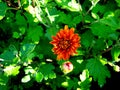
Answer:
top-left (28, 26), bottom-right (43, 43)
top-left (81, 30), bottom-right (94, 48)
top-left (35, 72), bottom-right (43, 82)
top-left (4, 65), bottom-right (20, 76)
top-left (86, 58), bottom-right (111, 86)
top-left (39, 63), bottom-right (56, 80)
top-left (21, 75), bottom-right (31, 83)
top-left (0, 2), bottom-right (7, 20)
top-left (91, 22), bottom-right (115, 38)
top-left (49, 72), bottom-right (56, 79)
top-left (45, 27), bottom-right (59, 40)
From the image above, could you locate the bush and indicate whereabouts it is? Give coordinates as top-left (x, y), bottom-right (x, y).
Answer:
top-left (0, 0), bottom-right (120, 90)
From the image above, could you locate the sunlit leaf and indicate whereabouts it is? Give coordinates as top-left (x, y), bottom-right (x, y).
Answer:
top-left (21, 75), bottom-right (31, 83)
top-left (111, 46), bottom-right (120, 62)
top-left (89, 0), bottom-right (100, 6)
top-left (55, 0), bottom-right (82, 12)
top-left (35, 72), bottom-right (43, 82)
top-left (79, 69), bottom-right (92, 90)
top-left (80, 69), bottom-right (89, 81)
top-left (4, 65), bottom-right (20, 76)
top-left (24, 66), bottom-right (35, 74)
top-left (91, 12), bottom-right (99, 19)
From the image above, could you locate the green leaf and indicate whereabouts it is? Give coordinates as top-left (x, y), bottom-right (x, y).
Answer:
top-left (0, 2), bottom-right (7, 20)
top-left (79, 78), bottom-right (92, 90)
top-left (79, 69), bottom-right (92, 90)
top-left (45, 7), bottom-right (59, 23)
top-left (101, 12), bottom-right (120, 30)
top-left (89, 0), bottom-right (100, 6)
top-left (80, 69), bottom-right (89, 81)
top-left (111, 46), bottom-right (120, 62)
top-left (0, 85), bottom-right (7, 90)
top-left (13, 32), bottom-right (20, 39)
top-left (39, 63), bottom-right (56, 80)
top-left (49, 72), bottom-right (56, 79)
top-left (93, 38), bottom-right (106, 51)
top-left (35, 72), bottom-right (43, 82)
top-left (24, 66), bottom-right (35, 74)
top-left (27, 26), bottom-right (43, 43)
top-left (15, 11), bottom-right (27, 26)
top-left (72, 14), bottom-right (82, 24)
top-left (86, 58), bottom-right (111, 87)
top-left (55, 0), bottom-right (82, 12)
top-left (92, 4), bottom-right (106, 14)
top-left (20, 43), bottom-right (36, 59)
top-left (91, 12), bottom-right (99, 19)
top-left (91, 22), bottom-right (115, 38)
top-left (0, 73), bottom-right (8, 86)
top-left (0, 45), bottom-right (18, 63)
top-left (115, 0), bottom-right (120, 7)
top-left (4, 65), bottom-right (20, 76)
top-left (45, 26), bottom-right (59, 40)
top-left (81, 30), bottom-right (94, 48)
top-left (21, 75), bottom-right (31, 83)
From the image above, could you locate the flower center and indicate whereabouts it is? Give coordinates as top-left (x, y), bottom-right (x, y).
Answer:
top-left (59, 39), bottom-right (70, 49)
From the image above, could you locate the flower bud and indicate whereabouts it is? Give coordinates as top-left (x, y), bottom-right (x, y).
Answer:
top-left (61, 61), bottom-right (73, 74)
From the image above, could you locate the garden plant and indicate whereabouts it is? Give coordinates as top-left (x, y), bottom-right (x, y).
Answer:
top-left (0, 0), bottom-right (120, 90)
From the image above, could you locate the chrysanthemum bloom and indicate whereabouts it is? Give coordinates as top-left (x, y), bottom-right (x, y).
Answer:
top-left (50, 25), bottom-right (81, 60)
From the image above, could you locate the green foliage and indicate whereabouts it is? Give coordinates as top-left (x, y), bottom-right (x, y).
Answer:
top-left (55, 0), bottom-right (82, 12)
top-left (35, 72), bottom-right (43, 82)
top-left (21, 75), bottom-right (31, 83)
top-left (0, 0), bottom-right (120, 90)
top-left (0, 2), bottom-right (7, 20)
top-left (79, 69), bottom-right (92, 90)
top-left (39, 63), bottom-right (56, 80)
top-left (4, 65), bottom-right (20, 76)
top-left (86, 58), bottom-right (111, 86)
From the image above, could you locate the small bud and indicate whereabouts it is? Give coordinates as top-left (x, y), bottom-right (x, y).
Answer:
top-left (61, 61), bottom-right (73, 74)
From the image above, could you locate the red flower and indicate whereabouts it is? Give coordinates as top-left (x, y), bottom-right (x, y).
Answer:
top-left (50, 25), bottom-right (81, 60)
